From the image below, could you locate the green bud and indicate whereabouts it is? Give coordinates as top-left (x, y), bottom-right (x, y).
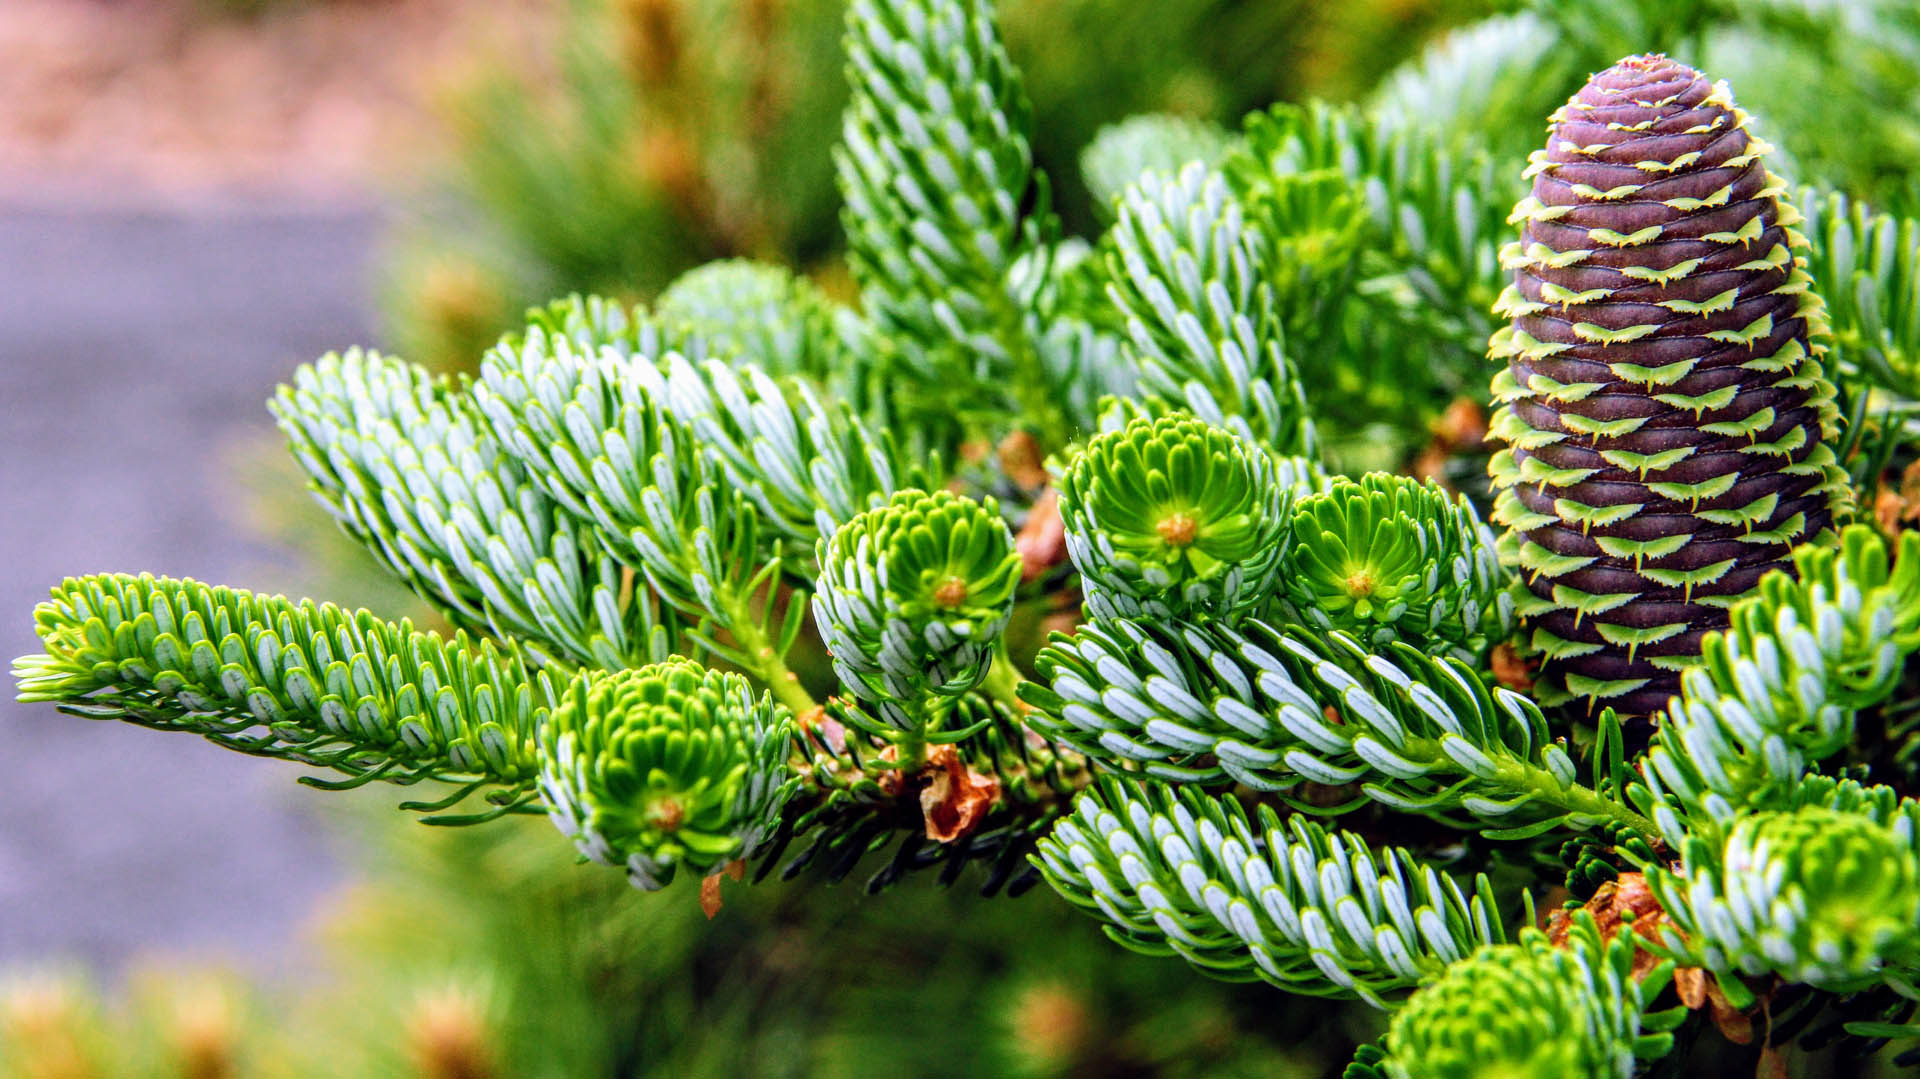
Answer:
top-left (1385, 941), bottom-right (1624, 1079)
top-left (1282, 473), bottom-right (1509, 655)
top-left (655, 259), bottom-right (842, 381)
top-left (1080, 113), bottom-right (1234, 218)
top-left (812, 489), bottom-right (1021, 726)
top-left (1056, 414), bottom-right (1290, 621)
top-left (1717, 808), bottom-right (1920, 986)
top-left (536, 660), bottom-right (797, 890)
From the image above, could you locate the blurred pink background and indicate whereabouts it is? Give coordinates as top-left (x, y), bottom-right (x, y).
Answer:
top-left (0, 0), bottom-right (538, 972)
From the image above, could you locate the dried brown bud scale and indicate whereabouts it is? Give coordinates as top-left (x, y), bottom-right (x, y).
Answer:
top-left (1486, 55), bottom-right (1850, 715)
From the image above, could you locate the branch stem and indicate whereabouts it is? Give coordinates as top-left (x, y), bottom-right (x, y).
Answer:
top-left (722, 594), bottom-right (819, 717)
top-left (1484, 754), bottom-right (1657, 835)
top-left (987, 286), bottom-right (1068, 451)
top-left (980, 640), bottom-right (1025, 712)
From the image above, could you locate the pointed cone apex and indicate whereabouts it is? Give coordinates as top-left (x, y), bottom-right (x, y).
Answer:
top-left (1487, 56), bottom-right (1849, 715)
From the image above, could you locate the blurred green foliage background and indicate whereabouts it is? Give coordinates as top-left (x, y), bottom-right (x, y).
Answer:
top-left (381, 0), bottom-right (1492, 371)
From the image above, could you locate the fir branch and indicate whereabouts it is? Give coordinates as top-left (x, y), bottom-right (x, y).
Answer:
top-left (1023, 615), bottom-right (1649, 839)
top-left (1797, 186), bottom-right (1920, 399)
top-left (15, 575), bottom-right (549, 815)
top-left (273, 348), bottom-right (674, 670)
top-left (17, 5), bottom-right (1920, 1070)
top-left (1367, 12), bottom-right (1563, 157)
top-left (1105, 162), bottom-right (1320, 459)
top-left (1225, 104), bottom-right (1520, 435)
top-left (474, 322), bottom-right (917, 561)
top-left (1035, 776), bottom-right (1509, 1006)
top-left (1638, 526), bottom-right (1920, 846)
top-left (636, 350), bottom-right (923, 550)
top-left (472, 320), bottom-right (927, 713)
top-left (1622, 528), bottom-right (1920, 1004)
top-left (836, 0), bottom-right (1066, 446)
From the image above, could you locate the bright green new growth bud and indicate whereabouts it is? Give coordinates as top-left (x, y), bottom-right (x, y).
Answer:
top-left (537, 660), bottom-right (798, 891)
top-left (812, 489), bottom-right (1021, 727)
top-left (655, 259), bottom-right (843, 382)
top-left (1080, 113), bottom-right (1235, 218)
top-left (1057, 414), bottom-right (1289, 621)
top-left (1717, 808), bottom-right (1920, 986)
top-left (1387, 947), bottom-right (1603, 1079)
top-left (1281, 473), bottom-right (1510, 657)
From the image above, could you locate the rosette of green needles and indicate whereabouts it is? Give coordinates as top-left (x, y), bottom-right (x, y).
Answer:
top-left (1057, 414), bottom-right (1290, 621)
top-left (1487, 55), bottom-right (1849, 714)
top-left (536, 660), bottom-right (798, 890)
top-left (811, 489), bottom-right (1021, 727)
top-left (1660, 807), bottom-right (1920, 990)
top-left (1280, 473), bottom-right (1510, 658)
top-left (1381, 918), bottom-right (1673, 1079)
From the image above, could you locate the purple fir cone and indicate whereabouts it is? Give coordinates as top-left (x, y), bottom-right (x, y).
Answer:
top-left (1487, 55), bottom-right (1851, 716)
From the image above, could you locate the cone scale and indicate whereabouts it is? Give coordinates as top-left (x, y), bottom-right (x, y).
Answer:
top-left (1487, 55), bottom-right (1849, 715)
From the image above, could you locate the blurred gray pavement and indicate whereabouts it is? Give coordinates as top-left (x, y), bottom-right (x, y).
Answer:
top-left (0, 205), bottom-right (378, 971)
